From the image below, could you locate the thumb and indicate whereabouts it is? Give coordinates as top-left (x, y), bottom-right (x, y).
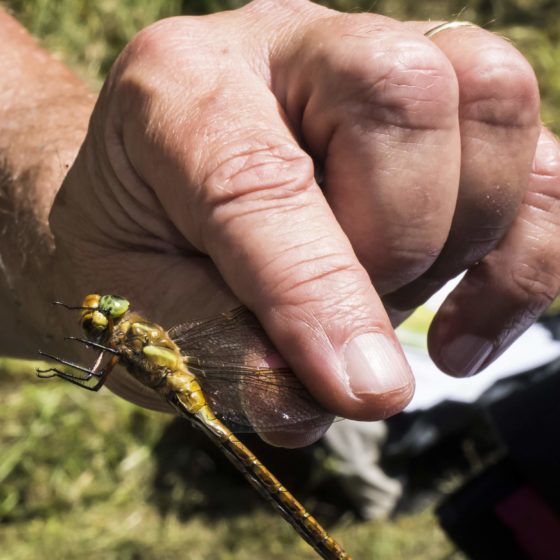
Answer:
top-left (135, 127), bottom-right (413, 422)
top-left (207, 172), bottom-right (416, 421)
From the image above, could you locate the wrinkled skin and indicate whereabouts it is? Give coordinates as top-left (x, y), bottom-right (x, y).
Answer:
top-left (46, 0), bottom-right (560, 446)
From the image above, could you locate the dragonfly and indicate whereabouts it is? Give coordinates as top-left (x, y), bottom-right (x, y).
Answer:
top-left (37, 294), bottom-right (351, 560)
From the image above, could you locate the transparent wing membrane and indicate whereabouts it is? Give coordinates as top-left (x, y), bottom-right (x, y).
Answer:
top-left (169, 306), bottom-right (274, 362)
top-left (170, 307), bottom-right (334, 432)
top-left (189, 362), bottom-right (334, 432)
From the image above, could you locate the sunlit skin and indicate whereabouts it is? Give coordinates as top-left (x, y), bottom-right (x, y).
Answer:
top-left (3, 2), bottom-right (560, 450)
top-left (38, 294), bottom-right (349, 560)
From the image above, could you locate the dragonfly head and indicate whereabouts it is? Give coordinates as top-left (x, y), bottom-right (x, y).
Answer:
top-left (79, 294), bottom-right (130, 339)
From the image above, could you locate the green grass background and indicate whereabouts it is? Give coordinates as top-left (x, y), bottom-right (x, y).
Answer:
top-left (1, 1), bottom-right (558, 558)
top-left (1, 356), bottom-right (461, 559)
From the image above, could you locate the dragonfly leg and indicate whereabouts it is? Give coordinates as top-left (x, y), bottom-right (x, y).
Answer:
top-left (37, 352), bottom-right (118, 392)
top-left (64, 336), bottom-right (120, 355)
top-left (38, 351), bottom-right (102, 377)
top-left (37, 367), bottom-right (104, 392)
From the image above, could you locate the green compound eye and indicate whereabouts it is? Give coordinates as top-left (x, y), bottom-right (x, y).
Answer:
top-left (98, 295), bottom-right (130, 319)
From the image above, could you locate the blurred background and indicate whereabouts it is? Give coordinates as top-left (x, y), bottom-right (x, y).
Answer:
top-left (1, 1), bottom-right (558, 559)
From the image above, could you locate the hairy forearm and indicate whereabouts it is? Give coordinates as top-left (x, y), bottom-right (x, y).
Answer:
top-left (0, 8), bottom-right (94, 356)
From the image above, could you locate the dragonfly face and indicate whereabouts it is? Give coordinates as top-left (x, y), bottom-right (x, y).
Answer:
top-left (79, 294), bottom-right (130, 341)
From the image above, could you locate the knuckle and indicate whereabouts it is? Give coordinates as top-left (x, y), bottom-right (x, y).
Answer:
top-left (305, 15), bottom-right (460, 131)
top-left (334, 31), bottom-right (459, 130)
top-left (268, 257), bottom-right (376, 329)
top-left (366, 41), bottom-right (458, 128)
top-left (120, 17), bottom-right (199, 66)
top-left (459, 45), bottom-right (540, 127)
top-left (201, 138), bottom-right (316, 209)
top-left (271, 254), bottom-right (366, 303)
top-left (111, 16), bottom-right (212, 98)
top-left (109, 17), bottom-right (210, 115)
top-left (198, 138), bottom-right (319, 248)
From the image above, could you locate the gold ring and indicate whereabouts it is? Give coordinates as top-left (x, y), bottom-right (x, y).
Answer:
top-left (424, 21), bottom-right (477, 38)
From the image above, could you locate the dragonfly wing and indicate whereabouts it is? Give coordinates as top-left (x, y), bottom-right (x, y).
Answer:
top-left (188, 361), bottom-right (335, 433)
top-left (170, 306), bottom-right (334, 434)
top-left (169, 306), bottom-right (275, 364)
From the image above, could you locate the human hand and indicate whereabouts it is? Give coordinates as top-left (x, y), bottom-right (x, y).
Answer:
top-left (49, 0), bottom-right (560, 444)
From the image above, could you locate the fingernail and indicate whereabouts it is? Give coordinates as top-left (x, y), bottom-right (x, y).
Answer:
top-left (439, 334), bottom-right (494, 376)
top-left (344, 332), bottom-right (413, 396)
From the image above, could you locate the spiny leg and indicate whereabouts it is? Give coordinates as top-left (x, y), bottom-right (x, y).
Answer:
top-left (37, 367), bottom-right (104, 392)
top-left (37, 352), bottom-right (118, 392)
top-left (37, 351), bottom-right (102, 377)
top-left (64, 336), bottom-right (120, 355)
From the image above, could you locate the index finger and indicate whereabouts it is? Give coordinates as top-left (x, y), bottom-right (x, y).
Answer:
top-left (111, 18), bottom-right (415, 422)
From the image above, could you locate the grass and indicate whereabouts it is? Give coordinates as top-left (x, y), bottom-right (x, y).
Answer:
top-left (1, 0), bottom-right (558, 558)
top-left (0, 359), bottom-right (461, 559)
